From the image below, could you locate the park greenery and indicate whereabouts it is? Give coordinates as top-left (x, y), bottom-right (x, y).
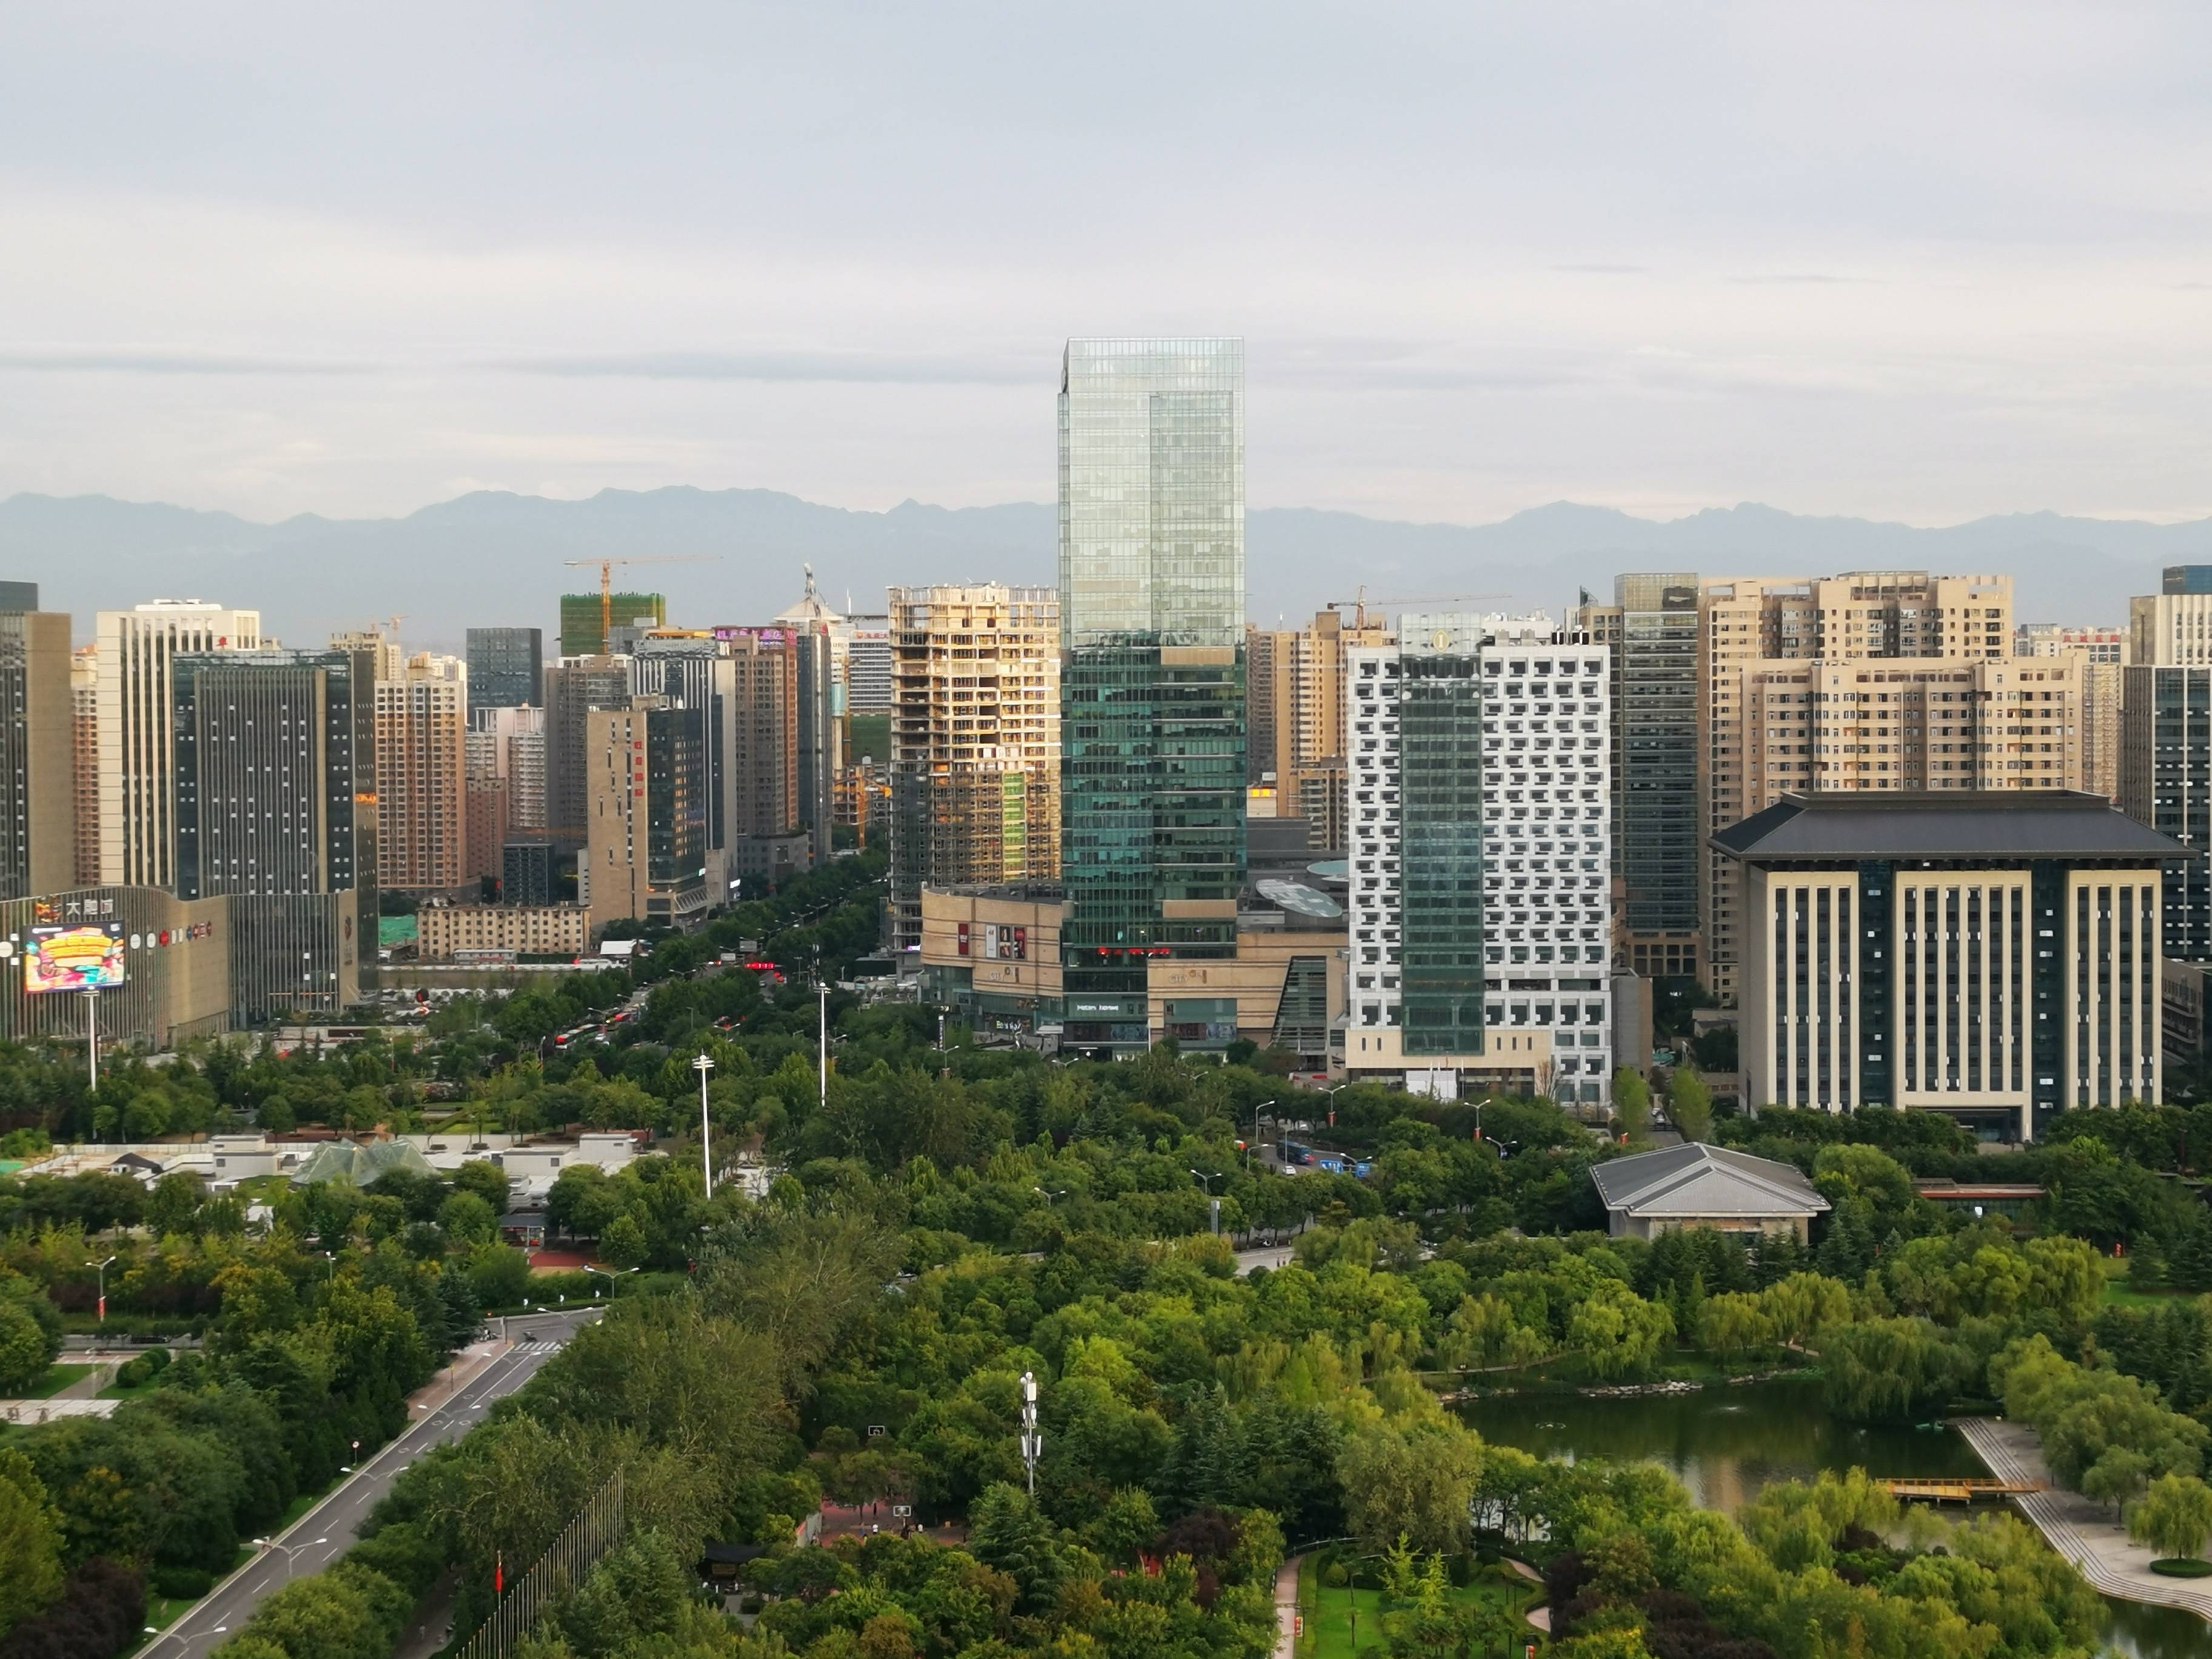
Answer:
top-left (0, 866), bottom-right (2211, 1655)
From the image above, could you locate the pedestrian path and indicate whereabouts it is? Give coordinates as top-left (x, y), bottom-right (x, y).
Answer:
top-left (1955, 1418), bottom-right (2212, 1623)
top-left (1273, 1555), bottom-right (1299, 1659)
top-left (0, 1397), bottom-right (117, 1421)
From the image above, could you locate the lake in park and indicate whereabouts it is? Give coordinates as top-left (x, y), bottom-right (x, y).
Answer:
top-left (1458, 1376), bottom-right (2211, 1659)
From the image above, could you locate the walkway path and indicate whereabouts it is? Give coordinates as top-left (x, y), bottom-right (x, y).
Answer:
top-left (1955, 1418), bottom-right (2212, 1622)
top-left (1273, 1555), bottom-right (1300, 1659)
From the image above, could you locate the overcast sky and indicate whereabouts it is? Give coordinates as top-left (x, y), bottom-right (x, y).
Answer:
top-left (5, 3), bottom-right (2212, 528)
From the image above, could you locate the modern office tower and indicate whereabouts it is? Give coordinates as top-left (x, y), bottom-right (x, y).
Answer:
top-left (1342, 617), bottom-right (1612, 1106)
top-left (584, 698), bottom-right (708, 933)
top-left (374, 654), bottom-right (468, 893)
top-left (0, 592), bottom-right (75, 902)
top-left (886, 585), bottom-right (1061, 956)
top-left (465, 627), bottom-right (544, 708)
top-left (96, 600), bottom-right (263, 889)
top-left (1247, 606), bottom-right (1390, 852)
top-left (1697, 571), bottom-right (2012, 1004)
top-left (1575, 575), bottom-right (1700, 980)
top-left (719, 626), bottom-right (811, 881)
top-left (2130, 567), bottom-right (2212, 666)
top-left (170, 648), bottom-right (364, 1017)
top-left (1057, 337), bottom-right (1246, 1054)
top-left (69, 645), bottom-right (96, 886)
top-left (545, 657), bottom-right (634, 853)
top-left (560, 591), bottom-right (664, 658)
top-left (846, 615), bottom-right (893, 716)
top-left (1720, 792), bottom-right (2179, 1140)
top-left (2122, 664), bottom-right (2212, 961)
top-left (632, 635), bottom-right (737, 896)
top-left (2018, 622), bottom-right (2123, 663)
top-left (502, 837), bottom-right (558, 906)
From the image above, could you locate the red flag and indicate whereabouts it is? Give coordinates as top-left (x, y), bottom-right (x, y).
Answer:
top-left (96, 1295), bottom-right (105, 1323)
top-left (495, 1550), bottom-right (503, 1595)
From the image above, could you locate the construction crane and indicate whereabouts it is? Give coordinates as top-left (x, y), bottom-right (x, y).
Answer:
top-left (561, 555), bottom-right (718, 649)
top-left (1327, 587), bottom-right (1512, 631)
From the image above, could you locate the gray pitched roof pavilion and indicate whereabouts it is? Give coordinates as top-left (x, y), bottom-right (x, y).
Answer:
top-left (1711, 790), bottom-right (2188, 865)
top-left (1590, 1142), bottom-right (1831, 1241)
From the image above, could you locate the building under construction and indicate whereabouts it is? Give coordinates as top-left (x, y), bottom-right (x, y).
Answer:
top-left (888, 585), bottom-right (1059, 957)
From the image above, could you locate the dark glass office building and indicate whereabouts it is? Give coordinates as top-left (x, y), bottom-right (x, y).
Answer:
top-left (2122, 665), bottom-right (2212, 960)
top-left (1057, 338), bottom-right (1246, 1053)
top-left (466, 627), bottom-right (543, 709)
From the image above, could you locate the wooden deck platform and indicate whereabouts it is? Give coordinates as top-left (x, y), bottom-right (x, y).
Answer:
top-left (1880, 1475), bottom-right (2043, 1502)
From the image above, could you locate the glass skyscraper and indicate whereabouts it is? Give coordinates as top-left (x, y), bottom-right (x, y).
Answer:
top-left (1057, 338), bottom-right (1246, 1052)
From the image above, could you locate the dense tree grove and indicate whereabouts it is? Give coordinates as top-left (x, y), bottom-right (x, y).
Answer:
top-left (1, 868), bottom-right (2211, 1658)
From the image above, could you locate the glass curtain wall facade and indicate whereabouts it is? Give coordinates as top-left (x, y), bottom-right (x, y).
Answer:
top-left (1058, 338), bottom-right (1245, 1050)
top-left (1398, 649), bottom-right (1487, 1053)
top-left (2122, 665), bottom-right (2212, 960)
top-left (1614, 576), bottom-right (1700, 942)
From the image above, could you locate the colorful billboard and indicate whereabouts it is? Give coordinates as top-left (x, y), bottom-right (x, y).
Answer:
top-left (25, 925), bottom-right (126, 993)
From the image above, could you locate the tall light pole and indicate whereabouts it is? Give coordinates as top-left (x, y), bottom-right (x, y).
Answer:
top-left (692, 1053), bottom-right (714, 1195)
top-left (90, 1253), bottom-right (116, 1327)
top-left (1017, 1370), bottom-right (1041, 1495)
top-left (1190, 1169), bottom-right (1222, 1235)
top-left (83, 987), bottom-right (99, 1094)
top-left (817, 980), bottom-right (829, 1111)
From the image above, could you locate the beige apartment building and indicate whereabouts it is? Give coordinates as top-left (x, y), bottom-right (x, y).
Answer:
top-left (1700, 571), bottom-right (2013, 1002)
top-left (584, 697), bottom-right (710, 934)
top-left (1246, 606), bottom-right (1390, 852)
top-left (375, 654), bottom-right (468, 892)
top-left (417, 902), bottom-right (589, 960)
top-left (70, 645), bottom-right (97, 886)
top-left (888, 585), bottom-right (1059, 955)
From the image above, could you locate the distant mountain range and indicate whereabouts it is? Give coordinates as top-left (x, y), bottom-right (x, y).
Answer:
top-left (0, 486), bottom-right (2202, 651)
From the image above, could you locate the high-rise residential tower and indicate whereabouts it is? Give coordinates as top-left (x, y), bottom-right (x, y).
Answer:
top-left (69, 645), bottom-right (96, 887)
top-left (888, 584), bottom-right (1061, 956)
top-left (1696, 571), bottom-right (2012, 1003)
top-left (1057, 337), bottom-right (1246, 1054)
top-left (545, 657), bottom-right (634, 853)
top-left (96, 600), bottom-right (262, 889)
top-left (1343, 617), bottom-right (1613, 1106)
top-left (585, 698), bottom-right (709, 933)
top-left (374, 653), bottom-right (468, 892)
top-left (0, 591), bottom-right (75, 902)
top-left (465, 627), bottom-right (544, 709)
top-left (1247, 605), bottom-right (1390, 853)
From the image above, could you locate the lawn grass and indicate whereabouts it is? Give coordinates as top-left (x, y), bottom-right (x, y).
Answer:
top-left (1295, 1552), bottom-right (1539, 1659)
top-left (2101, 1280), bottom-right (2187, 1310)
top-left (14, 1362), bottom-right (96, 1399)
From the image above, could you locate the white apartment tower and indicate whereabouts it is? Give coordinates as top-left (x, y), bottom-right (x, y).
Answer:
top-left (96, 599), bottom-right (263, 888)
top-left (1344, 615), bottom-right (1613, 1109)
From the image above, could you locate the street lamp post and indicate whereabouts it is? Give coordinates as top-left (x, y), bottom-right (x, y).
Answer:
top-left (83, 986), bottom-right (99, 1093)
top-left (253, 1537), bottom-right (330, 1581)
top-left (583, 1264), bottom-right (637, 1300)
top-left (692, 1053), bottom-right (714, 1195)
top-left (817, 979), bottom-right (829, 1111)
top-left (1190, 1169), bottom-right (1222, 1236)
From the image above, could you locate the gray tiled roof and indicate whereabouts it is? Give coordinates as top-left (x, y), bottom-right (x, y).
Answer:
top-left (1711, 791), bottom-right (2187, 863)
top-left (1589, 1142), bottom-right (1830, 1219)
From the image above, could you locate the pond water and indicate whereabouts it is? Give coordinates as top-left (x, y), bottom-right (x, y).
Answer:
top-left (1458, 1376), bottom-right (2212, 1659)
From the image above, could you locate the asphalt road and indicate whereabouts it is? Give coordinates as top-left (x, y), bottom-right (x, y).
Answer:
top-left (140, 1307), bottom-right (601, 1659)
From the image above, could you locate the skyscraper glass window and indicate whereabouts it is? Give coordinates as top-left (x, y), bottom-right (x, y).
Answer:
top-left (1058, 338), bottom-right (1246, 1051)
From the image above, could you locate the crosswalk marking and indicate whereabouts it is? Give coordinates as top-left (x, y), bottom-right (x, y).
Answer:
top-left (516, 1341), bottom-right (561, 1355)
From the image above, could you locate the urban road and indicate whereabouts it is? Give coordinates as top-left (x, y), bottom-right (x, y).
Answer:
top-left (139, 1307), bottom-right (602, 1659)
